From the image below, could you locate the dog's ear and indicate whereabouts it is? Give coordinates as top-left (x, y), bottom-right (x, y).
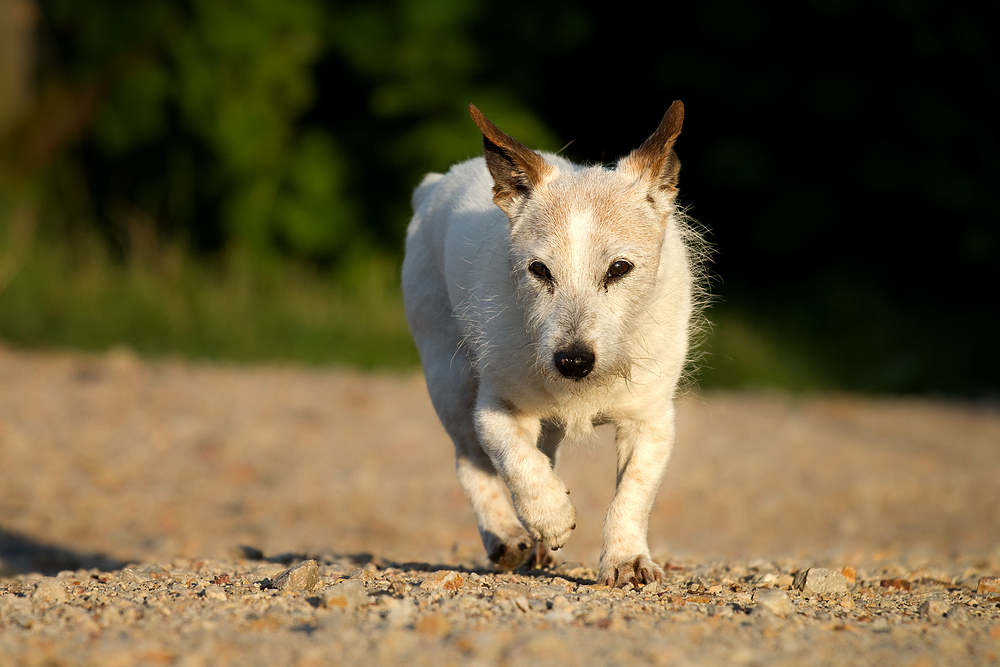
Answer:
top-left (469, 104), bottom-right (553, 215)
top-left (618, 100), bottom-right (684, 196)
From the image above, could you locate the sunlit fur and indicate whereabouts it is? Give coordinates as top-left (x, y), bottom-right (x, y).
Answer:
top-left (402, 102), bottom-right (708, 586)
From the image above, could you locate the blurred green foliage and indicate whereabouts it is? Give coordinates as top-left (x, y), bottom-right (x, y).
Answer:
top-left (0, 231), bottom-right (418, 367)
top-left (9, 0), bottom-right (358, 258)
top-left (0, 0), bottom-right (996, 393)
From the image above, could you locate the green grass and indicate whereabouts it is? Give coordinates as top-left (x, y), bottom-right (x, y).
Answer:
top-left (0, 232), bottom-right (420, 369)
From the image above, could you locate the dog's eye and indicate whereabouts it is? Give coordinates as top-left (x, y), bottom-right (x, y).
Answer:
top-left (529, 261), bottom-right (553, 282)
top-left (606, 260), bottom-right (633, 280)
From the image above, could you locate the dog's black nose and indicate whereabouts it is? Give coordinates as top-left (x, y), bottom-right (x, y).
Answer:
top-left (554, 343), bottom-right (596, 379)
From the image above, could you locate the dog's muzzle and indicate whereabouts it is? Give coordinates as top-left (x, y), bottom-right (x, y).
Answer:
top-left (554, 343), bottom-right (596, 379)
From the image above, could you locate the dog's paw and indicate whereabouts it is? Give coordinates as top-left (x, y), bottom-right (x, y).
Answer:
top-left (521, 542), bottom-right (557, 571)
top-left (598, 554), bottom-right (664, 588)
top-left (483, 528), bottom-right (536, 570)
top-left (514, 479), bottom-right (577, 551)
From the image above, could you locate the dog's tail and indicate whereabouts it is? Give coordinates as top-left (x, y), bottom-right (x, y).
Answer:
top-left (411, 172), bottom-right (445, 213)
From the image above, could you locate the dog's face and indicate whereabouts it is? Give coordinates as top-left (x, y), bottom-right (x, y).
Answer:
top-left (469, 103), bottom-right (685, 385)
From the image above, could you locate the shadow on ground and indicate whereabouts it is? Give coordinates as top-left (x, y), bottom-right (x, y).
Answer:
top-left (240, 546), bottom-right (599, 587)
top-left (0, 527), bottom-right (128, 576)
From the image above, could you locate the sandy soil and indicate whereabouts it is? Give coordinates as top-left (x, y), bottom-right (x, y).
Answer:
top-left (1, 345), bottom-right (998, 665)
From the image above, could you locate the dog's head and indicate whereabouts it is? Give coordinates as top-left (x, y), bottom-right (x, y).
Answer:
top-left (469, 103), bottom-right (685, 386)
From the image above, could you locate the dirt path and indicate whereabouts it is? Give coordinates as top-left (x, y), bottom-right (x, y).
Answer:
top-left (1, 346), bottom-right (998, 665)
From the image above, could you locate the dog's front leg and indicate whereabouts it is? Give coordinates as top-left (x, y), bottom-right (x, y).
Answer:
top-left (599, 415), bottom-right (674, 587)
top-left (474, 389), bottom-right (577, 551)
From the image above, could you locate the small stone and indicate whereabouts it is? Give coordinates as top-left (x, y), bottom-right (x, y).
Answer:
top-left (513, 596), bottom-right (531, 612)
top-left (919, 599), bottom-right (950, 618)
top-left (386, 575), bottom-right (411, 596)
top-left (841, 567), bottom-right (857, 584)
top-left (839, 596), bottom-right (855, 610)
top-left (880, 578), bottom-right (912, 591)
top-left (755, 573), bottom-right (781, 587)
top-left (420, 570), bottom-right (464, 591)
top-left (684, 595), bottom-right (715, 604)
top-left (977, 576), bottom-right (1000, 594)
top-left (323, 580), bottom-right (369, 611)
top-left (118, 568), bottom-right (146, 585)
top-left (641, 581), bottom-right (662, 595)
top-left (752, 588), bottom-right (795, 618)
top-left (33, 578), bottom-right (68, 603)
top-left (350, 568), bottom-right (377, 583)
top-left (202, 585), bottom-right (227, 601)
top-left (528, 584), bottom-right (571, 599)
top-left (269, 560), bottom-right (319, 592)
top-left (793, 568), bottom-right (849, 597)
top-left (493, 584), bottom-right (530, 599)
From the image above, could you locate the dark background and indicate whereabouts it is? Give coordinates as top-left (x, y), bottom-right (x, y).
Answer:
top-left (0, 0), bottom-right (996, 394)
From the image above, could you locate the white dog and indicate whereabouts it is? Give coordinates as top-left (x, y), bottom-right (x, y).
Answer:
top-left (402, 102), bottom-right (703, 587)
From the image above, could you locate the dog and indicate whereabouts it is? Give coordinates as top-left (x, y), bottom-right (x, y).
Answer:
top-left (402, 101), bottom-right (703, 587)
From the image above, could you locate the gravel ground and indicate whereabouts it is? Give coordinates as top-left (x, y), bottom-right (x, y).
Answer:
top-left (1, 345), bottom-right (998, 665)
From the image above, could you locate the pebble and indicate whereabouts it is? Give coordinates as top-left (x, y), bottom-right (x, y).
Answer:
top-left (323, 580), bottom-right (369, 611)
top-left (419, 570), bottom-right (464, 591)
top-left (880, 578), bottom-right (912, 591)
top-left (1, 555), bottom-right (997, 665)
top-left (919, 599), bottom-right (951, 618)
top-left (351, 568), bottom-right (378, 583)
top-left (493, 584), bottom-right (530, 599)
top-left (118, 568), bottom-right (146, 585)
top-left (793, 568), bottom-right (849, 597)
top-left (756, 572), bottom-right (794, 588)
top-left (202, 584), bottom-right (227, 601)
top-left (753, 588), bottom-right (795, 617)
top-left (268, 560), bottom-right (319, 592)
top-left (32, 578), bottom-right (68, 604)
top-left (977, 576), bottom-right (1000, 594)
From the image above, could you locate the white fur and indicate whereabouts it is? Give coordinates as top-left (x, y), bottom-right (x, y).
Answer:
top-left (402, 104), bottom-right (699, 586)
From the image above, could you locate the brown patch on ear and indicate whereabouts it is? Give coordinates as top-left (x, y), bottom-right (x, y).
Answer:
top-left (618, 100), bottom-right (685, 193)
top-left (469, 104), bottom-right (553, 214)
